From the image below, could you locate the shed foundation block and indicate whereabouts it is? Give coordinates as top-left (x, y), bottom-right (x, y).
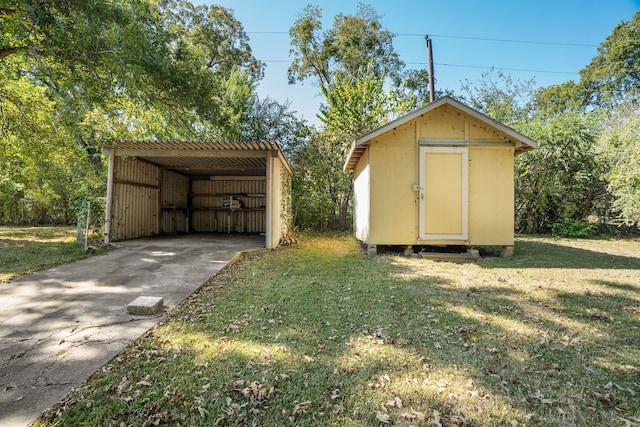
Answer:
top-left (127, 296), bottom-right (164, 315)
top-left (366, 244), bottom-right (377, 256)
top-left (501, 245), bottom-right (514, 258)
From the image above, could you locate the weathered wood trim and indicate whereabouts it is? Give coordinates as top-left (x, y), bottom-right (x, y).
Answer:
top-left (114, 178), bottom-right (160, 190)
top-left (209, 176), bottom-right (266, 181)
top-left (104, 148), bottom-right (115, 245)
top-left (265, 153), bottom-right (273, 248)
top-left (157, 170), bottom-right (164, 233)
top-left (419, 140), bottom-right (515, 147)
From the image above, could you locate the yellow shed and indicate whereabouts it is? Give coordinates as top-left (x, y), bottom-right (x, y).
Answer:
top-left (343, 96), bottom-right (537, 256)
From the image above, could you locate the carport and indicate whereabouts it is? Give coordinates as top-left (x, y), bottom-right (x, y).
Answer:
top-left (104, 141), bottom-right (292, 248)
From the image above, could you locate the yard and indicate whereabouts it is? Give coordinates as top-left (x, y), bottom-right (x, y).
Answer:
top-left (0, 226), bottom-right (98, 283)
top-left (32, 233), bottom-right (640, 426)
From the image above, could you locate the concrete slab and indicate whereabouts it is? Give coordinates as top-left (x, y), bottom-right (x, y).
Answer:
top-left (127, 296), bottom-right (164, 315)
top-left (0, 233), bottom-right (264, 426)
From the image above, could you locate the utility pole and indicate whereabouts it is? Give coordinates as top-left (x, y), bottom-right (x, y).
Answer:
top-left (425, 34), bottom-right (435, 102)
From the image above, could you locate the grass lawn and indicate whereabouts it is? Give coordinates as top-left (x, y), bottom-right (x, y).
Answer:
top-left (0, 226), bottom-right (100, 282)
top-left (36, 234), bottom-right (640, 426)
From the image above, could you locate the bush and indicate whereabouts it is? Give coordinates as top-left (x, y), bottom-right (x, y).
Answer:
top-left (551, 219), bottom-right (597, 238)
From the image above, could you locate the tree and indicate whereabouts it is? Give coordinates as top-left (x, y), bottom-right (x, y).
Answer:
top-left (599, 103), bottom-right (640, 226)
top-left (535, 11), bottom-right (640, 113)
top-left (515, 113), bottom-right (608, 233)
top-left (460, 69), bottom-right (536, 127)
top-left (287, 4), bottom-right (406, 230)
top-left (579, 10), bottom-right (640, 107)
top-left (288, 3), bottom-right (403, 92)
top-left (318, 67), bottom-right (390, 138)
top-left (0, 0), bottom-right (263, 224)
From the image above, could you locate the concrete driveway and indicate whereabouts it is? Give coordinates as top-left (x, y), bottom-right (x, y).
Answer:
top-left (0, 234), bottom-right (264, 426)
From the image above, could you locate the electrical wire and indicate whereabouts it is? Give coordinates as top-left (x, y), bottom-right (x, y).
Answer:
top-left (245, 31), bottom-right (591, 75)
top-left (401, 33), bottom-right (597, 47)
top-left (245, 31), bottom-right (598, 47)
top-left (255, 59), bottom-right (579, 75)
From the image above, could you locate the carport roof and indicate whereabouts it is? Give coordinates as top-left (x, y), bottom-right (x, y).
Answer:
top-left (105, 141), bottom-right (292, 177)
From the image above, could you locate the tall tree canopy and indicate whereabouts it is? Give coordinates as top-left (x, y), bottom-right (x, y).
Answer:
top-left (536, 10), bottom-right (640, 113)
top-left (0, 0), bottom-right (270, 224)
top-left (288, 3), bottom-right (403, 92)
top-left (287, 3), bottom-right (410, 230)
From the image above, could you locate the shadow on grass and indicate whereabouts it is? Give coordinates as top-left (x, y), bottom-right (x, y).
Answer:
top-left (35, 236), bottom-right (640, 427)
top-left (481, 238), bottom-right (640, 270)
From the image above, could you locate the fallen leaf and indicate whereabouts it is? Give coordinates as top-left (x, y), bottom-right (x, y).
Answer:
top-left (433, 409), bottom-right (442, 426)
top-left (197, 406), bottom-right (209, 418)
top-left (376, 411), bottom-right (391, 424)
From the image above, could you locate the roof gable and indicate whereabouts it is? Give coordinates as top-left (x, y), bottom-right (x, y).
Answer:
top-left (343, 96), bottom-right (537, 172)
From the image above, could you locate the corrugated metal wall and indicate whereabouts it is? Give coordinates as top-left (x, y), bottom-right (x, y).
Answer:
top-left (161, 170), bottom-right (189, 234)
top-left (191, 178), bottom-right (266, 233)
top-left (111, 157), bottom-right (160, 240)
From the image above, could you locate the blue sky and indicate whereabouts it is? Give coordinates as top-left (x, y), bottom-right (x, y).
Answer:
top-left (202, 0), bottom-right (639, 125)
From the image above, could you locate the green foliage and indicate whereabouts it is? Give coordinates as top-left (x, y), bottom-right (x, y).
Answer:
top-left (515, 112), bottom-right (608, 233)
top-left (461, 71), bottom-right (614, 234)
top-left (579, 10), bottom-right (640, 107)
top-left (598, 103), bottom-right (640, 226)
top-left (535, 10), bottom-right (640, 113)
top-left (0, 0), bottom-right (263, 225)
top-left (550, 219), bottom-right (597, 238)
top-left (318, 67), bottom-right (390, 138)
top-left (291, 131), bottom-right (353, 230)
top-left (460, 69), bottom-right (536, 127)
top-left (288, 3), bottom-right (403, 92)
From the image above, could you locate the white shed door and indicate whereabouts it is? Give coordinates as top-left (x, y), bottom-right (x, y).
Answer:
top-left (419, 146), bottom-right (468, 240)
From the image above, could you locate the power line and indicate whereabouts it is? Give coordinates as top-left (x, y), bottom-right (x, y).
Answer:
top-left (410, 62), bottom-right (579, 75)
top-left (258, 59), bottom-right (579, 75)
top-left (400, 33), bottom-right (597, 47)
top-left (245, 31), bottom-right (598, 47)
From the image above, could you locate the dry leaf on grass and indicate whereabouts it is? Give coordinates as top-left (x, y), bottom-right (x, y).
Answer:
top-left (376, 411), bottom-right (391, 423)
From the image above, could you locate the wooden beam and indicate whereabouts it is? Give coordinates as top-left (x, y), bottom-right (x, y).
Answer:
top-left (114, 149), bottom-right (268, 158)
top-left (161, 165), bottom-right (265, 171)
top-left (114, 178), bottom-right (160, 190)
top-left (209, 176), bottom-right (266, 181)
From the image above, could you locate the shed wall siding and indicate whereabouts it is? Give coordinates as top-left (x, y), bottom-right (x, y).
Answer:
top-left (111, 157), bottom-right (160, 240)
top-left (161, 170), bottom-right (189, 234)
top-left (418, 105), bottom-right (513, 142)
top-left (369, 122), bottom-right (417, 244)
top-left (191, 178), bottom-right (266, 233)
top-left (352, 150), bottom-right (370, 242)
top-left (468, 147), bottom-right (514, 245)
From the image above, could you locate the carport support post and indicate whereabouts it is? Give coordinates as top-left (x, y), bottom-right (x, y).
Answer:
top-left (104, 148), bottom-right (115, 245)
top-left (265, 151), bottom-right (273, 249)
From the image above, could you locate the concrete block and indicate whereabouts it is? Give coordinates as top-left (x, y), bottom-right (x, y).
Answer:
top-left (366, 244), bottom-right (377, 256)
top-left (127, 296), bottom-right (164, 315)
top-left (501, 246), bottom-right (514, 258)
